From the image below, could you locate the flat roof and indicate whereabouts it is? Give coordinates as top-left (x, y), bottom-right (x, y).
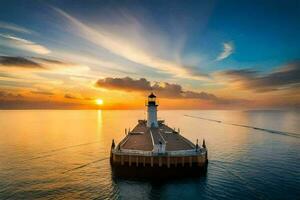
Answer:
top-left (120, 120), bottom-right (195, 151)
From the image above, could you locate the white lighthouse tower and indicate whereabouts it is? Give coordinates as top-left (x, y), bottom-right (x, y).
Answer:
top-left (146, 93), bottom-right (158, 127)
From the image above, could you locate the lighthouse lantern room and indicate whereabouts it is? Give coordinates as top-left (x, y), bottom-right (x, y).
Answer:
top-left (146, 93), bottom-right (158, 127)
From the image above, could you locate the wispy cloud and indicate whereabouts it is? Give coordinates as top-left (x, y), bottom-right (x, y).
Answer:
top-left (52, 7), bottom-right (208, 80)
top-left (216, 42), bottom-right (234, 61)
top-left (0, 34), bottom-right (50, 54)
top-left (0, 56), bottom-right (90, 91)
top-left (0, 21), bottom-right (32, 34)
top-left (0, 56), bottom-right (82, 70)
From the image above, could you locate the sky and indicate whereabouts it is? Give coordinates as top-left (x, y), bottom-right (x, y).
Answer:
top-left (0, 0), bottom-right (299, 109)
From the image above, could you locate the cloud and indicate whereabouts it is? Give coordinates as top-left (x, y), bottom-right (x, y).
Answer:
top-left (31, 90), bottom-right (54, 96)
top-left (0, 72), bottom-right (19, 79)
top-left (31, 57), bottom-right (65, 65)
top-left (0, 99), bottom-right (82, 109)
top-left (64, 93), bottom-right (79, 99)
top-left (0, 21), bottom-right (32, 34)
top-left (217, 60), bottom-right (300, 92)
top-left (95, 76), bottom-right (225, 102)
top-left (52, 7), bottom-right (207, 80)
top-left (181, 90), bottom-right (218, 100)
top-left (0, 90), bottom-right (23, 99)
top-left (0, 56), bottom-right (43, 68)
top-left (217, 42), bottom-right (234, 61)
top-left (96, 77), bottom-right (152, 91)
top-left (0, 34), bottom-right (50, 54)
top-left (0, 56), bottom-right (82, 71)
top-left (0, 55), bottom-right (90, 92)
top-left (218, 68), bottom-right (257, 79)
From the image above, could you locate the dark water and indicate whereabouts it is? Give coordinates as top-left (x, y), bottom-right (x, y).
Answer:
top-left (0, 110), bottom-right (299, 199)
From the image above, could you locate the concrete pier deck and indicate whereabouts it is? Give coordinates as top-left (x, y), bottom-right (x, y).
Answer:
top-left (121, 120), bottom-right (195, 151)
top-left (110, 119), bottom-right (207, 173)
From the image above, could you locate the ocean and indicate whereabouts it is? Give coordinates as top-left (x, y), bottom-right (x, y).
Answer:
top-left (0, 110), bottom-right (299, 199)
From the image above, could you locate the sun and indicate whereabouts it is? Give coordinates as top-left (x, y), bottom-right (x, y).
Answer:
top-left (95, 99), bottom-right (104, 105)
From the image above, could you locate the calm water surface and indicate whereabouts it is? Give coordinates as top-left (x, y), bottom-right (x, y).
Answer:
top-left (0, 110), bottom-right (299, 199)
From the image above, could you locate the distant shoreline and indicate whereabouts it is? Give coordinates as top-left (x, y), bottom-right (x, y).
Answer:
top-left (0, 108), bottom-right (299, 111)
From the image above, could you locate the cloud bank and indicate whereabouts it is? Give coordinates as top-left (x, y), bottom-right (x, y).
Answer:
top-left (0, 90), bottom-right (23, 99)
top-left (95, 76), bottom-right (246, 105)
top-left (217, 60), bottom-right (300, 92)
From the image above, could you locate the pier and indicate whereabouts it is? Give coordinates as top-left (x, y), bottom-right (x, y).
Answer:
top-left (110, 93), bottom-right (208, 177)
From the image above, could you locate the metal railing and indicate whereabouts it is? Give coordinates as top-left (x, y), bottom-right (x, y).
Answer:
top-left (112, 148), bottom-right (206, 157)
top-left (112, 149), bottom-right (153, 156)
top-left (166, 149), bottom-right (206, 156)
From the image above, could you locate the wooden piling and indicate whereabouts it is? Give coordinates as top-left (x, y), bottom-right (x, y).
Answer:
top-left (197, 155), bottom-right (202, 166)
top-left (121, 155), bottom-right (124, 165)
top-left (129, 155), bottom-right (131, 166)
top-left (111, 152), bottom-right (207, 171)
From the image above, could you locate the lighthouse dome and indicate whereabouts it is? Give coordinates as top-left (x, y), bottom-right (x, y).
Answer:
top-left (148, 93), bottom-right (156, 98)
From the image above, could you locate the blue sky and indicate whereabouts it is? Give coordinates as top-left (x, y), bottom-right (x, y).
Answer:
top-left (0, 0), bottom-right (299, 109)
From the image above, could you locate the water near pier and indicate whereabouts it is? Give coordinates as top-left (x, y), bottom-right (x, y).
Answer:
top-left (0, 110), bottom-right (299, 199)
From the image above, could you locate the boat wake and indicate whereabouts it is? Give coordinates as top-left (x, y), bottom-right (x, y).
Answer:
top-left (62, 157), bottom-right (109, 174)
top-left (15, 141), bottom-right (105, 163)
top-left (184, 115), bottom-right (300, 139)
top-left (38, 141), bottom-right (103, 154)
top-left (0, 141), bottom-right (107, 171)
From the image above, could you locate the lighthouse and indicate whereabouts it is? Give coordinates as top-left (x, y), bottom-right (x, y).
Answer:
top-left (146, 93), bottom-right (158, 127)
top-left (110, 92), bottom-right (208, 176)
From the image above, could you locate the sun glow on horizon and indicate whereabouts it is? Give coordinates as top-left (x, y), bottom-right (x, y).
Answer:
top-left (95, 99), bottom-right (104, 105)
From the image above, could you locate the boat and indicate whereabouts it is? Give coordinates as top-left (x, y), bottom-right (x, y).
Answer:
top-left (110, 93), bottom-right (208, 178)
